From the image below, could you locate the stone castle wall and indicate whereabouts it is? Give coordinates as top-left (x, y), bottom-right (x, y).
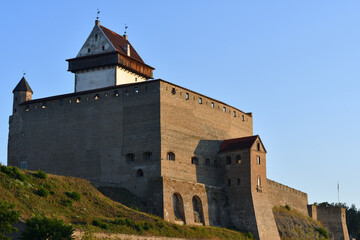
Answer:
top-left (266, 179), bottom-right (308, 215)
top-left (159, 80), bottom-right (253, 186)
top-left (316, 206), bottom-right (349, 240)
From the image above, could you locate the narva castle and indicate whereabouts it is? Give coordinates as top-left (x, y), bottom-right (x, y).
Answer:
top-left (8, 20), bottom-right (350, 240)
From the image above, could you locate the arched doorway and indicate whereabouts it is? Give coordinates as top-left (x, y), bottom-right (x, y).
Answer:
top-left (192, 196), bottom-right (204, 224)
top-left (173, 193), bottom-right (185, 222)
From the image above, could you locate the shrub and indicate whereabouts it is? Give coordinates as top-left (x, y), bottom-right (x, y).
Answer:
top-left (61, 199), bottom-right (73, 207)
top-left (91, 219), bottom-right (109, 230)
top-left (316, 227), bottom-right (329, 239)
top-left (36, 187), bottom-right (49, 197)
top-left (285, 204), bottom-right (291, 211)
top-left (20, 216), bottom-right (74, 240)
top-left (35, 169), bottom-right (47, 179)
top-left (245, 232), bottom-right (254, 239)
top-left (65, 191), bottom-right (81, 201)
top-left (0, 200), bottom-right (20, 240)
top-left (1, 165), bottom-right (26, 181)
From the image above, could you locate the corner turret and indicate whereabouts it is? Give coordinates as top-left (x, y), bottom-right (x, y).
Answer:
top-left (12, 76), bottom-right (33, 115)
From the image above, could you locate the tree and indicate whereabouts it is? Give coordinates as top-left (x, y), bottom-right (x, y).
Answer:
top-left (0, 200), bottom-right (20, 240)
top-left (20, 216), bottom-right (74, 240)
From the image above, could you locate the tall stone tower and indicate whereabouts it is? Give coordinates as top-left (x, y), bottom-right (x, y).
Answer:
top-left (12, 76), bottom-right (33, 114)
top-left (67, 20), bottom-right (154, 92)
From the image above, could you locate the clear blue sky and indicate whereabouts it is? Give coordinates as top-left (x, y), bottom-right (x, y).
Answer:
top-left (1, 1), bottom-right (359, 208)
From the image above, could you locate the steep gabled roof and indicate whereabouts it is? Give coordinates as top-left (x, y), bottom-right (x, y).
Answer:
top-left (219, 135), bottom-right (265, 153)
top-left (13, 77), bottom-right (33, 93)
top-left (100, 25), bottom-right (144, 64)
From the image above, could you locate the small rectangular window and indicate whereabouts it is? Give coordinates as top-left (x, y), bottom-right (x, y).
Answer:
top-left (171, 88), bottom-right (176, 95)
top-left (21, 162), bottom-right (27, 170)
top-left (236, 155), bottom-right (241, 164)
top-left (134, 87), bottom-right (139, 93)
top-left (228, 179), bottom-right (231, 186)
top-left (25, 105), bottom-right (30, 111)
top-left (257, 156), bottom-right (261, 165)
top-left (185, 93), bottom-right (189, 100)
top-left (237, 178), bottom-right (241, 185)
top-left (199, 98), bottom-right (202, 104)
top-left (41, 103), bottom-right (46, 109)
top-left (226, 156), bottom-right (231, 165)
top-left (76, 97), bottom-right (81, 103)
top-left (242, 115), bottom-right (245, 121)
top-left (113, 90), bottom-right (119, 97)
top-left (223, 107), bottom-right (226, 112)
top-left (211, 102), bottom-right (214, 108)
top-left (233, 111), bottom-right (236, 117)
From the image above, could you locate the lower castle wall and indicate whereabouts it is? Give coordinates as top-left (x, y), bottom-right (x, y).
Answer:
top-left (266, 179), bottom-right (308, 215)
top-left (316, 206), bottom-right (349, 240)
top-left (162, 177), bottom-right (229, 227)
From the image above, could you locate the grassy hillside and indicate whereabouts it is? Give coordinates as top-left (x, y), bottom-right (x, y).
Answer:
top-left (0, 165), bottom-right (252, 240)
top-left (273, 205), bottom-right (331, 240)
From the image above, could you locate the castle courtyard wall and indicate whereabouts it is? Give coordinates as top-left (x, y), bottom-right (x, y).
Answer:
top-left (266, 179), bottom-right (308, 215)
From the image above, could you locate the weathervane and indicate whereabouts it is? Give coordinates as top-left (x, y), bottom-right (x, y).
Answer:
top-left (23, 71), bottom-right (26, 77)
top-left (124, 24), bottom-right (128, 35)
top-left (97, 9), bottom-right (100, 20)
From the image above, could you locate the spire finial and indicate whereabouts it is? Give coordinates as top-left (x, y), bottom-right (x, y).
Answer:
top-left (96, 9), bottom-right (100, 20)
top-left (23, 71), bottom-right (26, 77)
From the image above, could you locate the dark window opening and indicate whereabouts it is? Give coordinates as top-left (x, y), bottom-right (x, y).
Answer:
top-left (171, 88), bottom-right (176, 95)
top-left (211, 102), bottom-right (214, 108)
top-left (185, 93), bottom-right (189, 100)
top-left (136, 169), bottom-right (144, 177)
top-left (233, 111), bottom-right (236, 117)
top-left (257, 143), bottom-right (260, 151)
top-left (199, 98), bottom-right (202, 104)
top-left (167, 152), bottom-right (175, 161)
top-left (143, 152), bottom-right (152, 161)
top-left (228, 179), bottom-right (231, 186)
top-left (205, 158), bottom-right (210, 166)
top-left (126, 153), bottom-right (135, 163)
top-left (134, 87), bottom-right (139, 93)
top-left (236, 155), bottom-right (241, 164)
top-left (95, 34), bottom-right (98, 40)
top-left (223, 107), bottom-right (226, 112)
top-left (87, 48), bottom-right (91, 53)
top-left (14, 108), bottom-right (17, 113)
top-left (113, 90), bottom-right (119, 97)
top-left (102, 45), bottom-right (105, 50)
top-left (242, 115), bottom-right (245, 121)
top-left (237, 178), bottom-right (241, 185)
top-left (191, 157), bottom-right (199, 165)
top-left (226, 156), bottom-right (231, 165)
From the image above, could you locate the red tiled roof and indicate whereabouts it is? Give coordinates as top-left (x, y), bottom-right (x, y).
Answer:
top-left (219, 135), bottom-right (259, 153)
top-left (100, 25), bottom-right (144, 64)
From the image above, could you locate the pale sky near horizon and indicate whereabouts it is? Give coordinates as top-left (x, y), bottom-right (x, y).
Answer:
top-left (1, 1), bottom-right (359, 208)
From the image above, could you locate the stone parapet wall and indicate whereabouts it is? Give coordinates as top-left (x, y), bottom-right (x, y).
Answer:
top-left (315, 206), bottom-right (349, 240)
top-left (266, 179), bottom-right (308, 215)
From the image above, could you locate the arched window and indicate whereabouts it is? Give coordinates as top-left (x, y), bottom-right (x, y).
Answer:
top-left (143, 152), bottom-right (152, 161)
top-left (167, 152), bottom-right (175, 161)
top-left (256, 155), bottom-right (261, 165)
top-left (126, 153), bottom-right (135, 163)
top-left (192, 196), bottom-right (204, 224)
top-left (191, 157), bottom-right (199, 165)
top-left (173, 193), bottom-right (185, 222)
top-left (257, 177), bottom-right (261, 187)
top-left (205, 158), bottom-right (210, 166)
top-left (136, 169), bottom-right (144, 177)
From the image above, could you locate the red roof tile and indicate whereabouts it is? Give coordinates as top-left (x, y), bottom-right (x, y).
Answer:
top-left (100, 25), bottom-right (144, 64)
top-left (219, 135), bottom-right (259, 153)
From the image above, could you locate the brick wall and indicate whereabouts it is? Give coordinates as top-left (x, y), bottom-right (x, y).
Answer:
top-left (266, 179), bottom-right (308, 215)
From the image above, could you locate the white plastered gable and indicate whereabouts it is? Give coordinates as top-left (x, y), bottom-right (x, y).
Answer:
top-left (77, 25), bottom-right (116, 57)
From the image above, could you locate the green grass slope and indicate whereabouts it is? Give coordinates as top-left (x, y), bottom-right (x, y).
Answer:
top-left (0, 165), bottom-right (251, 240)
top-left (273, 206), bottom-right (331, 240)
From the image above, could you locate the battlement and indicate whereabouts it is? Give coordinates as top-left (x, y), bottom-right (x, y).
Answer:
top-left (266, 179), bottom-right (308, 215)
top-left (267, 179), bottom-right (307, 198)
